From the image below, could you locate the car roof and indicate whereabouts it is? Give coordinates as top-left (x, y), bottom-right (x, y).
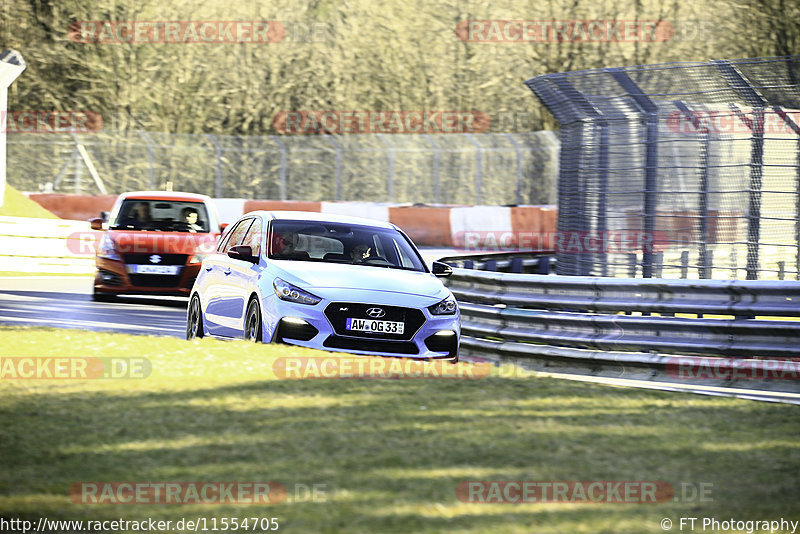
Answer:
top-left (246, 210), bottom-right (397, 229)
top-left (118, 191), bottom-right (212, 202)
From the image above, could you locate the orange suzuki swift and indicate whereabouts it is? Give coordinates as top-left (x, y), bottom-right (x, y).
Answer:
top-left (89, 191), bottom-right (226, 300)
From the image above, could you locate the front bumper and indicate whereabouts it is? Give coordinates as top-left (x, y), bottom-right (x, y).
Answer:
top-left (264, 294), bottom-right (460, 361)
top-left (94, 257), bottom-right (200, 297)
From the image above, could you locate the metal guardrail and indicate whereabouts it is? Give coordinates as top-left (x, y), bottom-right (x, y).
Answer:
top-left (438, 251), bottom-right (555, 275)
top-left (444, 267), bottom-right (800, 390)
top-left (0, 216), bottom-right (96, 274)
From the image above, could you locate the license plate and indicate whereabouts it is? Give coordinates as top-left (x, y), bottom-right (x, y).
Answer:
top-left (346, 318), bottom-right (405, 334)
top-left (129, 264), bottom-right (181, 275)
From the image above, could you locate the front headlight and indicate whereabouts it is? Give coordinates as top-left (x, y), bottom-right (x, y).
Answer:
top-left (428, 295), bottom-right (457, 315)
top-left (97, 234), bottom-right (121, 261)
top-left (188, 254), bottom-right (210, 264)
top-left (273, 278), bottom-right (321, 305)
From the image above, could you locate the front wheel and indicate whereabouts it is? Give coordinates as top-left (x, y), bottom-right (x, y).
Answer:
top-left (245, 298), bottom-right (263, 342)
top-left (186, 294), bottom-right (204, 340)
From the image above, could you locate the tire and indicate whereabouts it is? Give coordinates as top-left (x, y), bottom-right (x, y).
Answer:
top-left (186, 294), bottom-right (204, 340)
top-left (244, 298), bottom-right (263, 342)
top-left (92, 291), bottom-right (116, 302)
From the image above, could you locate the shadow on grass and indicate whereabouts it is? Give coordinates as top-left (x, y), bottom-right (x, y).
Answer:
top-left (1, 377), bottom-right (799, 532)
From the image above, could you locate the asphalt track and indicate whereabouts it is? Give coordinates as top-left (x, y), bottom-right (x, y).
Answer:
top-left (0, 275), bottom-right (186, 336)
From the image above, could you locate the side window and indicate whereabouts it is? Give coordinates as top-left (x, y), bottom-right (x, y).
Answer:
top-left (217, 218), bottom-right (253, 253)
top-left (240, 218), bottom-right (263, 256)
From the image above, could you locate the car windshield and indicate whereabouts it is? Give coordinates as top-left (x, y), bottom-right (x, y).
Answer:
top-left (110, 200), bottom-right (210, 233)
top-left (268, 220), bottom-right (427, 272)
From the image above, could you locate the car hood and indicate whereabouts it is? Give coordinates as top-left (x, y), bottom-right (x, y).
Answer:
top-left (272, 260), bottom-right (449, 299)
top-left (107, 230), bottom-right (218, 255)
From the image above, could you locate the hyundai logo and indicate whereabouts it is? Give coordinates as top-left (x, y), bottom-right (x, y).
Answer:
top-left (366, 307), bottom-right (386, 318)
top-left (149, 254), bottom-right (162, 264)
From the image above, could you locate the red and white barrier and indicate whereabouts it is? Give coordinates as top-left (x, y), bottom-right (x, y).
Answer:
top-left (25, 193), bottom-right (557, 248)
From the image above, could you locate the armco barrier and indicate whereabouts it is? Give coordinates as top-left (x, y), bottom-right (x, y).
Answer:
top-left (444, 268), bottom-right (800, 391)
top-left (0, 216), bottom-right (97, 273)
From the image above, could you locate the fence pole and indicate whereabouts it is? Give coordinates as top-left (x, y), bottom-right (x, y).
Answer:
top-left (551, 74), bottom-right (607, 276)
top-left (72, 134), bottom-right (82, 195)
top-left (137, 130), bottom-right (155, 190)
top-left (270, 136), bottom-right (288, 201)
top-left (377, 133), bottom-right (394, 202)
top-left (607, 68), bottom-right (660, 278)
top-left (207, 134), bottom-right (223, 198)
top-left (466, 134), bottom-right (483, 204)
top-left (423, 134), bottom-right (441, 203)
top-left (325, 135), bottom-right (342, 200)
top-left (771, 106), bottom-right (800, 280)
top-left (674, 101), bottom-right (712, 279)
top-left (712, 60), bottom-right (768, 280)
top-left (503, 133), bottom-right (524, 205)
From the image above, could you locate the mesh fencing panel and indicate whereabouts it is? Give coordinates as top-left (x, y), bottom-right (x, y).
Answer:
top-left (526, 56), bottom-right (800, 280)
top-left (6, 131), bottom-right (559, 206)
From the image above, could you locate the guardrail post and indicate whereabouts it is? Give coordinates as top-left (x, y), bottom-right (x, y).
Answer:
top-left (627, 254), bottom-right (637, 278)
top-left (680, 250), bottom-right (689, 279)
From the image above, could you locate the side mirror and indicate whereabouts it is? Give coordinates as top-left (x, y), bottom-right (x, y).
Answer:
top-left (89, 217), bottom-right (103, 231)
top-left (432, 261), bottom-right (453, 278)
top-left (100, 211), bottom-right (109, 223)
top-left (219, 223), bottom-right (229, 232)
top-left (228, 245), bottom-right (257, 263)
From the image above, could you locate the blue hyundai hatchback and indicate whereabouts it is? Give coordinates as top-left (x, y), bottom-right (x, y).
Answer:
top-left (187, 211), bottom-right (460, 361)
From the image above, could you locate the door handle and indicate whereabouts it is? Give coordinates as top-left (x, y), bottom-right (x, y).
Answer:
top-left (205, 266), bottom-right (213, 272)
top-left (224, 268), bottom-right (232, 276)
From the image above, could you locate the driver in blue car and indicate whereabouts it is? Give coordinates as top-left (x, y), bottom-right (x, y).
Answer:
top-left (350, 244), bottom-right (372, 263)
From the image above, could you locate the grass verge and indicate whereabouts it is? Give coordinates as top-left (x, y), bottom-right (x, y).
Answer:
top-left (0, 327), bottom-right (798, 533)
top-left (0, 185), bottom-right (59, 218)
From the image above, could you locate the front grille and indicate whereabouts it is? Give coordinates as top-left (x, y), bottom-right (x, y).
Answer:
top-left (123, 253), bottom-right (188, 265)
top-left (129, 274), bottom-right (182, 288)
top-left (323, 336), bottom-right (419, 355)
top-left (324, 302), bottom-right (426, 341)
